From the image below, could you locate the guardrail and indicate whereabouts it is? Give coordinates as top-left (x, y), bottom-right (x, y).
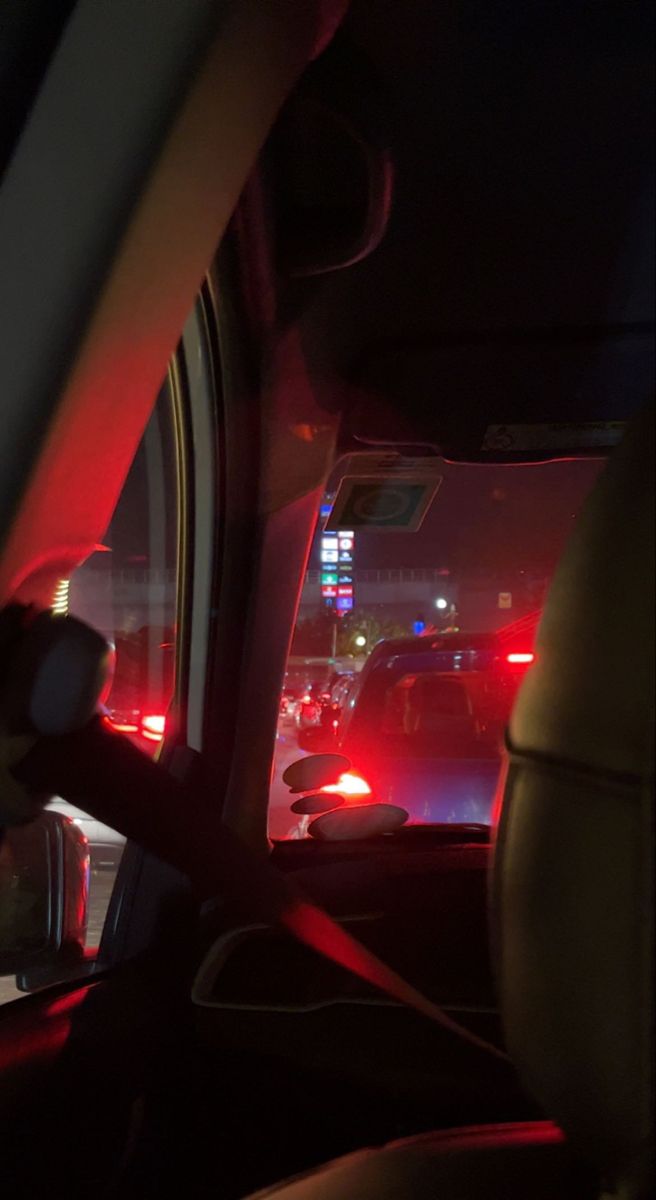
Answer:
top-left (304, 567), bottom-right (451, 585)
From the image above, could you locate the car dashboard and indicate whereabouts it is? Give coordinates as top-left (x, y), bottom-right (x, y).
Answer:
top-left (190, 830), bottom-right (534, 1128)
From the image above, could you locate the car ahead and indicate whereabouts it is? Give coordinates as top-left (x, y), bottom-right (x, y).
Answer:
top-left (327, 670), bottom-right (356, 710)
top-left (300, 625), bottom-right (537, 826)
top-left (293, 676), bottom-right (338, 733)
top-left (279, 668), bottom-right (320, 724)
top-left (279, 684), bottom-right (303, 722)
top-left (293, 670), bottom-right (356, 742)
top-left (105, 706), bottom-right (168, 753)
top-left (300, 670), bottom-right (354, 742)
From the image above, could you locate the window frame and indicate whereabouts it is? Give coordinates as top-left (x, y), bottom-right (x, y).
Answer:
top-left (95, 293), bottom-right (219, 971)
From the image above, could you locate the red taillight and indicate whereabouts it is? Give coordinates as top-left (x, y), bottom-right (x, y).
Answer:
top-left (506, 652), bottom-right (534, 664)
top-left (320, 771), bottom-right (372, 799)
top-left (301, 693), bottom-right (312, 705)
top-left (108, 721), bottom-right (139, 734)
top-left (141, 713), bottom-right (166, 742)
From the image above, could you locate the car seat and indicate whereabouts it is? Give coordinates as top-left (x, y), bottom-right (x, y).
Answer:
top-left (241, 403), bottom-right (654, 1200)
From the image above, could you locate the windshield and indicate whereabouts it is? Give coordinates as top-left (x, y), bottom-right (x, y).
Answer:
top-left (270, 455), bottom-right (603, 840)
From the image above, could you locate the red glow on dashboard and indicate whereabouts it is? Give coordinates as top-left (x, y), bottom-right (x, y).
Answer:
top-left (45, 990), bottom-right (89, 1019)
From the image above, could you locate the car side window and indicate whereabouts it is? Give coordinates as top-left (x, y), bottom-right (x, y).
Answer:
top-left (0, 376), bottom-right (180, 1004)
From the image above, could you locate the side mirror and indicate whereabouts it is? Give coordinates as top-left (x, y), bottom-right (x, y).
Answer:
top-left (0, 810), bottom-right (89, 990)
top-left (297, 726), bottom-right (339, 754)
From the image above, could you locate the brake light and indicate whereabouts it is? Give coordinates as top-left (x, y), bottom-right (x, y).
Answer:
top-left (301, 693), bottom-right (312, 705)
top-left (506, 652), bottom-right (534, 664)
top-left (141, 713), bottom-right (166, 742)
top-left (320, 771), bottom-right (372, 799)
top-left (108, 721), bottom-right (139, 734)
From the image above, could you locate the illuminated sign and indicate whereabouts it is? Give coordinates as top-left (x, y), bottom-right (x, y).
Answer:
top-left (319, 512), bottom-right (356, 611)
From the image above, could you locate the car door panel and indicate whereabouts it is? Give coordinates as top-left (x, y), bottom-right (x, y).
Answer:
top-left (0, 968), bottom-right (190, 1195)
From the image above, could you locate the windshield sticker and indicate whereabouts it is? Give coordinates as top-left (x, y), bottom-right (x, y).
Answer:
top-left (324, 474), bottom-right (442, 533)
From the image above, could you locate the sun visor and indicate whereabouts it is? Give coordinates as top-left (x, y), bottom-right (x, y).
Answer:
top-left (346, 330), bottom-right (654, 462)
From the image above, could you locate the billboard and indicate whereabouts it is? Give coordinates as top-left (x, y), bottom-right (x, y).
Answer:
top-left (320, 522), bottom-right (355, 613)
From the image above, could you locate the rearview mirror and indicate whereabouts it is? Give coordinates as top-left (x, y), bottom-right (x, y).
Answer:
top-left (0, 810), bottom-right (89, 987)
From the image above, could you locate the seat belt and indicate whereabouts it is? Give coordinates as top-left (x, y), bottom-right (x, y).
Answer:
top-left (11, 716), bottom-right (507, 1062)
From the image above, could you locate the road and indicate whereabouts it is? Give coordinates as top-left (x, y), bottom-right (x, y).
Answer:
top-left (268, 725), bottom-right (311, 840)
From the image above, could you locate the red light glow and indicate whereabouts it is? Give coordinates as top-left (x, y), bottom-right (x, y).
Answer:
top-left (506, 652), bottom-right (535, 664)
top-left (141, 713), bottom-right (166, 742)
top-left (45, 990), bottom-right (89, 1019)
top-left (320, 771), bottom-right (372, 799)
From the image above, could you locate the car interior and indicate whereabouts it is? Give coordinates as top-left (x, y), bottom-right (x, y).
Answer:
top-left (0, 3), bottom-right (653, 1199)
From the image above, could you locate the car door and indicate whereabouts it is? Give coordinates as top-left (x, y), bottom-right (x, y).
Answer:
top-left (0, 3), bottom-right (347, 1195)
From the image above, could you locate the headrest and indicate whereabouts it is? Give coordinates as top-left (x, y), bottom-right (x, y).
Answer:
top-left (494, 405), bottom-right (654, 1197)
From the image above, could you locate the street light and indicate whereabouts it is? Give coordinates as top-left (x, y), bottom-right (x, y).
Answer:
top-left (435, 597), bottom-right (448, 610)
top-left (354, 634), bottom-right (367, 649)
